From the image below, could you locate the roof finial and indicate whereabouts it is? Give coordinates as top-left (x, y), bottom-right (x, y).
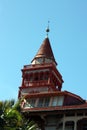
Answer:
top-left (46, 21), bottom-right (50, 37)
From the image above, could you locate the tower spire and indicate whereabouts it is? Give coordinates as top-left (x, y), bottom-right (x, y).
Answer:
top-left (46, 21), bottom-right (50, 37)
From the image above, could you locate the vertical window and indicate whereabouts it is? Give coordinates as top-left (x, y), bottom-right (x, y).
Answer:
top-left (44, 98), bottom-right (50, 107)
top-left (44, 72), bottom-right (49, 80)
top-left (29, 74), bottom-right (33, 82)
top-left (52, 96), bottom-right (64, 106)
top-left (52, 97), bottom-right (58, 106)
top-left (29, 98), bottom-right (36, 107)
top-left (38, 98), bottom-right (44, 107)
top-left (40, 72), bottom-right (44, 80)
top-left (57, 96), bottom-right (64, 106)
top-left (37, 98), bottom-right (50, 107)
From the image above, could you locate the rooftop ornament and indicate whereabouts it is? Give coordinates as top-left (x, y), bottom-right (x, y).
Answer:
top-left (46, 21), bottom-right (50, 37)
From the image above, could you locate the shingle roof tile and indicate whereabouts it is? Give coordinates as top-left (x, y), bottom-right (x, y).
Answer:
top-left (32, 37), bottom-right (57, 65)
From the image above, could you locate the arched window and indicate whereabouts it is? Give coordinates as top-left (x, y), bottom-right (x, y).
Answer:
top-left (29, 73), bottom-right (33, 82)
top-left (77, 118), bottom-right (87, 130)
top-left (40, 72), bottom-right (44, 80)
top-left (65, 121), bottom-right (74, 130)
top-left (34, 72), bottom-right (39, 81)
top-left (44, 71), bottom-right (49, 80)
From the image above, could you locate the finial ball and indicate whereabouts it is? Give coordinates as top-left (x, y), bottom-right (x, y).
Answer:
top-left (46, 28), bottom-right (50, 32)
top-left (46, 21), bottom-right (50, 37)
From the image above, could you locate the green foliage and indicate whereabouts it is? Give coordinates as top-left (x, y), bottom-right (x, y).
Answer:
top-left (26, 121), bottom-right (38, 130)
top-left (0, 99), bottom-right (38, 130)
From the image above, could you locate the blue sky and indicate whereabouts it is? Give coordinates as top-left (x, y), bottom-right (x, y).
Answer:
top-left (0, 0), bottom-right (87, 100)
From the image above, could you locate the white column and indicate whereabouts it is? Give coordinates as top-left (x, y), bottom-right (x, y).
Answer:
top-left (74, 113), bottom-right (77, 130)
top-left (74, 120), bottom-right (77, 130)
top-left (63, 114), bottom-right (65, 130)
top-left (63, 121), bottom-right (65, 130)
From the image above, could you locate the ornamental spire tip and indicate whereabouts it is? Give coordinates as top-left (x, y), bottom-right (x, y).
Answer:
top-left (46, 21), bottom-right (50, 37)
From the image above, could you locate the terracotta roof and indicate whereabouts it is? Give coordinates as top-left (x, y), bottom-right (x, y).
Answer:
top-left (32, 37), bottom-right (57, 65)
top-left (23, 91), bottom-right (84, 103)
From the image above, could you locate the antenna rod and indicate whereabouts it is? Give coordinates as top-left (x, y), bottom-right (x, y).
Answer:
top-left (46, 21), bottom-right (50, 37)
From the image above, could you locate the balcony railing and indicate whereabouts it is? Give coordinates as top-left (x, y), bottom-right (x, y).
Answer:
top-left (24, 80), bottom-right (50, 87)
top-left (24, 63), bottom-right (54, 69)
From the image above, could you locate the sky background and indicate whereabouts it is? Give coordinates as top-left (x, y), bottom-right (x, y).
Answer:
top-left (0, 0), bottom-right (87, 101)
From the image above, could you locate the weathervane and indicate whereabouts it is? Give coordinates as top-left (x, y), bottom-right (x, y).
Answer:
top-left (46, 21), bottom-right (50, 37)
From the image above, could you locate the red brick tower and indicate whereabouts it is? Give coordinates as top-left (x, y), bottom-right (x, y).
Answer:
top-left (19, 37), bottom-right (63, 95)
top-left (18, 29), bottom-right (87, 130)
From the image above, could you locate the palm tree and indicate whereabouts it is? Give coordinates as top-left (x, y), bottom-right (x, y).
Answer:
top-left (0, 99), bottom-right (22, 129)
top-left (0, 99), bottom-right (38, 130)
top-left (0, 101), bottom-right (5, 129)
